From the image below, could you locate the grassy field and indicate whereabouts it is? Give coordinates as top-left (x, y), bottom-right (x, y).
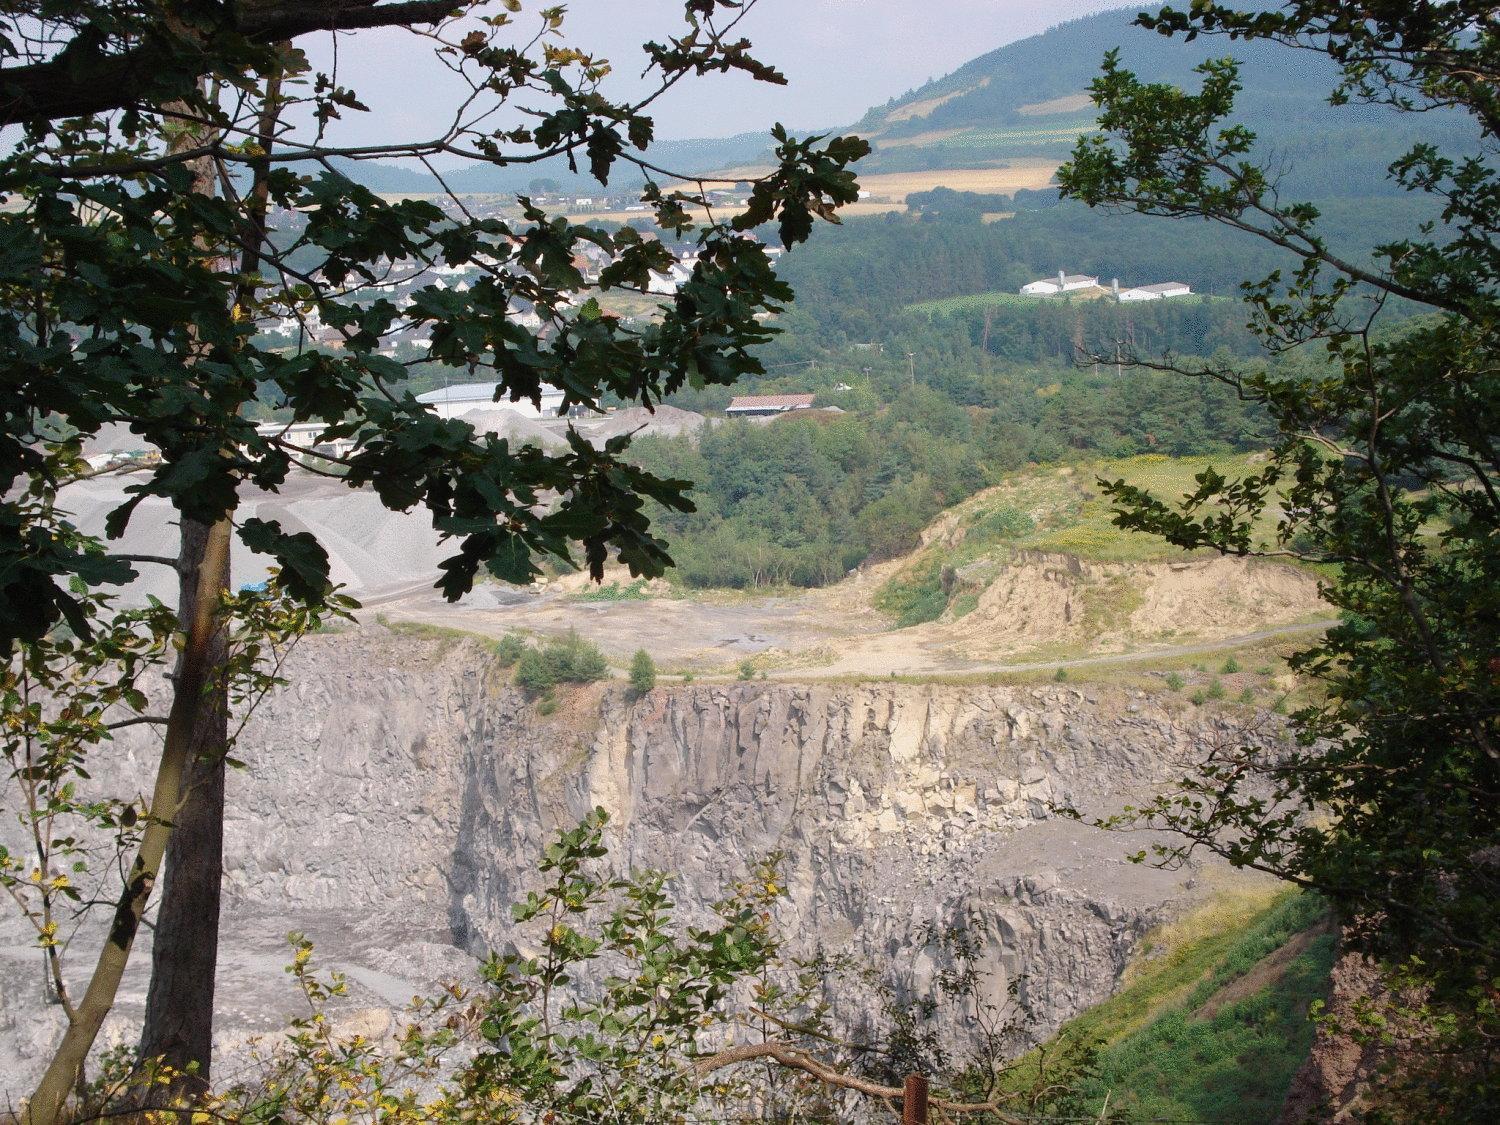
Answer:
top-left (927, 120), bottom-right (1097, 151)
top-left (907, 290), bottom-right (1050, 314)
top-left (989, 454), bottom-right (1288, 562)
top-left (907, 289), bottom-right (1215, 315)
top-left (951, 453), bottom-right (1286, 565)
top-left (377, 160), bottom-right (1060, 223)
top-left (872, 453), bottom-right (1310, 634)
top-left (1005, 887), bottom-right (1336, 1122)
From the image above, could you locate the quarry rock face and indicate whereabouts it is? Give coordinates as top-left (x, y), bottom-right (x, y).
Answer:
top-left (0, 628), bottom-right (1271, 1095)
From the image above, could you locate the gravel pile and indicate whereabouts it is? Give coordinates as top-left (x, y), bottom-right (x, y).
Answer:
top-left (60, 471), bottom-right (449, 604)
top-left (574, 404), bottom-right (707, 447)
top-left (456, 408), bottom-right (569, 451)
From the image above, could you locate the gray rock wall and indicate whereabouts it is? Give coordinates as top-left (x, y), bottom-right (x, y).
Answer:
top-left (0, 627), bottom-right (1273, 1096)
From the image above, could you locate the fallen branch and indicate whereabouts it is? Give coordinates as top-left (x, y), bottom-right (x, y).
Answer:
top-left (692, 1040), bottom-right (1025, 1122)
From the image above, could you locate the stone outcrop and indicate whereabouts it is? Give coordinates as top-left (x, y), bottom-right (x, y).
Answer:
top-left (0, 627), bottom-right (1276, 1097)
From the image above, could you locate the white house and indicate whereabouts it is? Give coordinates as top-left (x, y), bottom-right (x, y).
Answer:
top-left (254, 421), bottom-right (357, 461)
top-left (1020, 270), bottom-right (1099, 296)
top-left (1118, 281), bottom-right (1193, 302)
top-left (416, 381), bottom-right (565, 420)
top-left (646, 269), bottom-right (679, 295)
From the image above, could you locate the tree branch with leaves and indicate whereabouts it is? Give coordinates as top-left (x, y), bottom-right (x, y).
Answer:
top-left (1057, 2), bottom-right (1499, 1112)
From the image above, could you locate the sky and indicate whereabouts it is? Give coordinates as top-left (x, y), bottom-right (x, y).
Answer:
top-left (299, 0), bottom-right (1128, 150)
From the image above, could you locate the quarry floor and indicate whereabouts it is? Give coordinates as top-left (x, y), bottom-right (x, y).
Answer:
top-left (375, 560), bottom-right (1334, 680)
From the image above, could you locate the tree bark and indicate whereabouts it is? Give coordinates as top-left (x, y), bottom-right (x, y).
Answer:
top-left (135, 78), bottom-right (259, 1086)
top-left (22, 520), bottom-right (231, 1125)
top-left (137, 518), bottom-right (229, 1089)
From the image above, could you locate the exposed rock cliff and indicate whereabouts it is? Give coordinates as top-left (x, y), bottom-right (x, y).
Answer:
top-left (0, 627), bottom-right (1275, 1096)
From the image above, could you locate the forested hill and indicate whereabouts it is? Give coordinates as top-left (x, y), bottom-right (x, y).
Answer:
top-left (854, 4), bottom-right (1473, 194)
top-left (860, 4), bottom-right (1331, 135)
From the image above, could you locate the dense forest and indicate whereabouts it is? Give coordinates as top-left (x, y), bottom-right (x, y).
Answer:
top-left (770, 199), bottom-right (1436, 340)
top-left (622, 191), bottom-right (1438, 588)
top-left (631, 365), bottom-right (1274, 589)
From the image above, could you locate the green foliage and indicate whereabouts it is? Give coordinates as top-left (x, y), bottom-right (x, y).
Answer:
top-left (874, 556), bottom-right (950, 627)
top-left (737, 659), bottom-right (756, 681)
top-left (631, 392), bottom-right (984, 589)
top-left (514, 630), bottom-right (609, 693)
top-left (1060, 2), bottom-right (1500, 1109)
top-left (1018, 890), bottom-right (1333, 1122)
top-left (1221, 656), bottom-right (1241, 674)
top-left (1054, 667), bottom-right (1069, 681)
top-left (1205, 678), bottom-right (1226, 701)
top-left (628, 648), bottom-right (656, 695)
top-left (1165, 671), bottom-right (1185, 691)
top-left (574, 579), bottom-right (652, 603)
top-left (966, 504), bottom-right (1035, 544)
top-left (950, 591), bottom-right (981, 619)
top-left (495, 632), bottom-right (526, 667)
top-left (100, 811), bottom-right (788, 1122)
top-left (0, 14), bottom-right (870, 650)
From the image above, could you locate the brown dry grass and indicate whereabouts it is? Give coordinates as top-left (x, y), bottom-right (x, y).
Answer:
top-left (873, 128), bottom-right (968, 149)
top-left (1016, 92), bottom-right (1094, 117)
top-left (883, 77), bottom-right (991, 123)
top-left (856, 162), bottom-right (1060, 198)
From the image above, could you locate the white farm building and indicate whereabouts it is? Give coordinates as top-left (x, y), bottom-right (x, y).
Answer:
top-left (416, 381), bottom-right (566, 420)
top-left (1021, 271), bottom-right (1099, 296)
top-left (1118, 281), bottom-right (1192, 302)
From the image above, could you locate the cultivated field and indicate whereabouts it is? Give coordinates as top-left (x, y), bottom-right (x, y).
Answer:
top-left (549, 160), bottom-right (1062, 224)
top-left (881, 77), bottom-right (991, 123)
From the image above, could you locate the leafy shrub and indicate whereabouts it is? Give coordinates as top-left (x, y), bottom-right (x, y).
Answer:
top-left (1221, 656), bottom-right (1241, 674)
top-left (1206, 678), bottom-right (1227, 701)
top-left (967, 504), bottom-right (1036, 544)
top-left (495, 632), bottom-right (526, 666)
top-left (1190, 689), bottom-right (1207, 706)
top-left (738, 659), bottom-right (756, 681)
top-left (629, 649), bottom-right (656, 695)
top-left (1165, 671), bottom-right (1185, 691)
top-left (950, 591), bottom-right (981, 619)
top-left (1239, 687), bottom-right (1255, 704)
top-left (515, 630), bottom-right (608, 693)
top-left (1054, 667), bottom-right (1068, 681)
top-left (874, 555), bottom-right (949, 627)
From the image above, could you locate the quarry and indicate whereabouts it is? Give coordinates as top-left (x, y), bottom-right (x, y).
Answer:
top-left (0, 627), bottom-right (1286, 1098)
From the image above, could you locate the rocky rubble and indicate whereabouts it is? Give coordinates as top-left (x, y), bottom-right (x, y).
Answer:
top-left (0, 627), bottom-right (1278, 1099)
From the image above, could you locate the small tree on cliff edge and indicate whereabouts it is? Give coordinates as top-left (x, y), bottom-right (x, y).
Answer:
top-left (1058, 1), bottom-right (1497, 1110)
top-left (0, 2), bottom-right (865, 1119)
top-left (630, 648), bottom-right (658, 695)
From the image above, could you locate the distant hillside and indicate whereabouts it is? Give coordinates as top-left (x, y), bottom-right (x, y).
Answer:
top-left (331, 5), bottom-right (1470, 207)
top-left (852, 4), bottom-right (1473, 196)
top-left (331, 131), bottom-right (775, 197)
top-left (858, 4), bottom-right (1336, 136)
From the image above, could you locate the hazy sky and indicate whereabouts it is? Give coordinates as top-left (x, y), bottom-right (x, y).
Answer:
top-left (302, 0), bottom-right (1129, 149)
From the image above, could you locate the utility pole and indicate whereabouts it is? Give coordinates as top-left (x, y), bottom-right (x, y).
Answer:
top-left (906, 351), bottom-right (916, 388)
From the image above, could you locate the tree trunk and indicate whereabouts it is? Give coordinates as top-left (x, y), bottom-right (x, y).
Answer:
top-left (137, 518), bottom-right (229, 1088)
top-left (136, 63), bottom-right (282, 1091)
top-left (22, 520), bottom-right (231, 1125)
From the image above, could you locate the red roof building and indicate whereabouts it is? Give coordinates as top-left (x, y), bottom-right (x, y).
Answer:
top-left (725, 393), bottom-right (816, 416)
